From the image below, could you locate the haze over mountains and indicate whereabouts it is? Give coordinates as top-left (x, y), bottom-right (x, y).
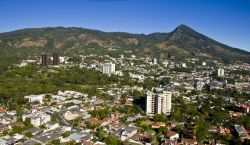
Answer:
top-left (0, 24), bottom-right (249, 63)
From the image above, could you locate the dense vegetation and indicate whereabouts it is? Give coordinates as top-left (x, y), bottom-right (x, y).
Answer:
top-left (0, 25), bottom-right (249, 64)
top-left (0, 65), bottom-right (118, 107)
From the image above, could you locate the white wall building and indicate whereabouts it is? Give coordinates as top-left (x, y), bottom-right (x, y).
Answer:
top-left (182, 63), bottom-right (186, 68)
top-left (152, 58), bottom-right (157, 65)
top-left (58, 90), bottom-right (83, 98)
top-left (146, 91), bottom-right (172, 115)
top-left (217, 68), bottom-right (225, 77)
top-left (90, 64), bottom-right (96, 68)
top-left (102, 63), bottom-right (115, 76)
top-left (24, 94), bottom-right (45, 104)
top-left (22, 113), bottom-right (51, 127)
top-left (63, 111), bottom-right (79, 121)
top-left (129, 73), bottom-right (145, 82)
top-left (59, 56), bottom-right (65, 63)
top-left (196, 81), bottom-right (204, 91)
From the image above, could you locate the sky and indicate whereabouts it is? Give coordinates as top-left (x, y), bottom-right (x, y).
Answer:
top-left (0, 0), bottom-right (249, 52)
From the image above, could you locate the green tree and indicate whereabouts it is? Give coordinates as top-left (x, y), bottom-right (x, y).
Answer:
top-left (153, 114), bottom-right (167, 122)
top-left (62, 131), bottom-right (71, 138)
top-left (51, 139), bottom-right (60, 145)
top-left (12, 125), bottom-right (23, 134)
top-left (25, 131), bottom-right (33, 138)
top-left (51, 114), bottom-right (57, 122)
top-left (158, 126), bottom-right (168, 135)
top-left (195, 117), bottom-right (209, 142)
top-left (105, 136), bottom-right (121, 145)
top-left (24, 118), bottom-right (31, 126)
top-left (97, 131), bottom-right (107, 141)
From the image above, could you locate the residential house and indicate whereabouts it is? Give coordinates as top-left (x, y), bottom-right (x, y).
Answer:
top-left (24, 94), bottom-right (45, 104)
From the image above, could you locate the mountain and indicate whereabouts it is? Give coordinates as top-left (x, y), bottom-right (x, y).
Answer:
top-left (0, 25), bottom-right (249, 63)
top-left (163, 25), bottom-right (250, 62)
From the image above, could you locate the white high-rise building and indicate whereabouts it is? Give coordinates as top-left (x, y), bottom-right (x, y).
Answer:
top-left (152, 58), bottom-right (157, 65)
top-left (146, 91), bottom-right (172, 115)
top-left (102, 63), bottom-right (115, 76)
top-left (182, 63), bottom-right (186, 68)
top-left (217, 68), bottom-right (225, 77)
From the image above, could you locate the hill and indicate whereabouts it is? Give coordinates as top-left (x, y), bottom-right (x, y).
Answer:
top-left (0, 25), bottom-right (249, 63)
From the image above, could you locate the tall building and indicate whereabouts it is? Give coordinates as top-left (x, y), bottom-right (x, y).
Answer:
top-left (52, 53), bottom-right (60, 65)
top-left (217, 68), bottom-right (225, 77)
top-left (41, 53), bottom-right (49, 67)
top-left (102, 63), bottom-right (115, 76)
top-left (146, 91), bottom-right (172, 115)
top-left (152, 58), bottom-right (157, 65)
top-left (182, 63), bottom-right (186, 68)
top-left (196, 81), bottom-right (204, 91)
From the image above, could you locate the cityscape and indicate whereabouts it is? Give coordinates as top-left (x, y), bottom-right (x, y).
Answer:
top-left (0, 0), bottom-right (250, 145)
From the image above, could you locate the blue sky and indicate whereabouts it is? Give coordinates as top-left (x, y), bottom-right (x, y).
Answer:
top-left (0, 0), bottom-right (249, 51)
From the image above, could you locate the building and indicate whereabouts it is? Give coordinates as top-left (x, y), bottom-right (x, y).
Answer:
top-left (182, 63), bottom-right (186, 68)
top-left (22, 113), bottom-right (51, 127)
top-left (152, 58), bottom-right (157, 65)
top-left (113, 126), bottom-right (138, 141)
top-left (165, 130), bottom-right (179, 140)
top-left (217, 68), bottom-right (225, 77)
top-left (102, 63), bottom-right (115, 76)
top-left (146, 91), bottom-right (172, 115)
top-left (196, 81), bottom-right (204, 91)
top-left (59, 56), bottom-right (65, 63)
top-left (234, 124), bottom-right (250, 140)
top-left (235, 105), bottom-right (250, 113)
top-left (41, 53), bottom-right (49, 67)
top-left (24, 94), bottom-right (45, 104)
top-left (52, 53), bottom-right (60, 65)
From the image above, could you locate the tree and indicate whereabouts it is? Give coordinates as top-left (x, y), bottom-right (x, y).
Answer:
top-left (171, 108), bottom-right (182, 121)
top-left (51, 139), bottom-right (60, 145)
top-left (62, 131), bottom-right (71, 138)
top-left (12, 125), bottom-right (23, 134)
top-left (97, 131), bottom-right (107, 141)
top-left (195, 117), bottom-right (209, 142)
top-left (243, 139), bottom-right (250, 145)
top-left (25, 131), bottom-right (33, 138)
top-left (153, 114), bottom-right (167, 122)
top-left (105, 136), bottom-right (121, 145)
top-left (158, 126), bottom-right (168, 135)
top-left (51, 114), bottom-right (57, 122)
top-left (24, 118), bottom-right (31, 126)
top-left (45, 94), bottom-right (51, 102)
top-left (160, 77), bottom-right (171, 86)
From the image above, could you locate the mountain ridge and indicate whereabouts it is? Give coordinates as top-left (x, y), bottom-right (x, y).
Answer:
top-left (0, 25), bottom-right (249, 63)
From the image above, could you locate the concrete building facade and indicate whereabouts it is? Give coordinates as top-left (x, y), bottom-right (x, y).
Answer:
top-left (102, 63), bottom-right (115, 76)
top-left (146, 91), bottom-right (172, 115)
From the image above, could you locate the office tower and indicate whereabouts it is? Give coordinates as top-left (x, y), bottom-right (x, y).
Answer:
top-left (41, 53), bottom-right (49, 67)
top-left (217, 68), bottom-right (225, 77)
top-left (102, 63), bottom-right (115, 76)
top-left (52, 53), bottom-right (60, 65)
top-left (146, 91), bottom-right (172, 115)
